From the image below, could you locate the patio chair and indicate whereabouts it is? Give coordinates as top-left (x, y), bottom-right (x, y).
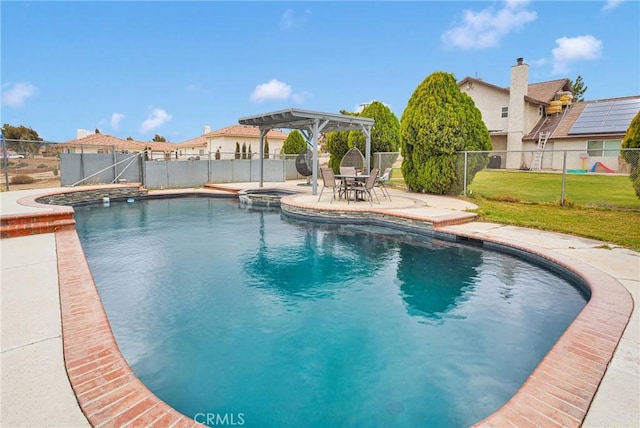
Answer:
top-left (339, 166), bottom-right (357, 199)
top-left (374, 168), bottom-right (392, 200)
top-left (318, 167), bottom-right (339, 203)
top-left (353, 168), bottom-right (379, 206)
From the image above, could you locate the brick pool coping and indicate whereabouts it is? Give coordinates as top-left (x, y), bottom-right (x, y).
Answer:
top-left (5, 188), bottom-right (634, 427)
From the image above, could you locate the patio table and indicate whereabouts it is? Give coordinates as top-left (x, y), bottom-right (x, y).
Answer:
top-left (335, 174), bottom-right (370, 202)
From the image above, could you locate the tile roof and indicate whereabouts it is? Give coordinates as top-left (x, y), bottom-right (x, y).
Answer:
top-left (145, 141), bottom-right (179, 152)
top-left (176, 135), bottom-right (208, 148)
top-left (206, 124), bottom-right (289, 139)
top-left (58, 133), bottom-right (146, 150)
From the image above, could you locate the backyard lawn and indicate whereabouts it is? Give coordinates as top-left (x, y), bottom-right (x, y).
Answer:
top-left (390, 169), bottom-right (640, 251)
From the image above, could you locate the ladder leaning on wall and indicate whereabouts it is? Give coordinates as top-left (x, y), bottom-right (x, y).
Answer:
top-left (530, 131), bottom-right (550, 171)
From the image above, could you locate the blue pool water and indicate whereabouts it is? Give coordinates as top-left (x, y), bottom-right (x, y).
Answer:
top-left (74, 198), bottom-right (588, 428)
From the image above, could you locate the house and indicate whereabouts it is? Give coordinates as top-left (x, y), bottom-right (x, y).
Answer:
top-left (57, 130), bottom-right (147, 154)
top-left (459, 58), bottom-right (640, 171)
top-left (57, 129), bottom-right (178, 159)
top-left (176, 125), bottom-right (289, 160)
top-left (522, 95), bottom-right (640, 172)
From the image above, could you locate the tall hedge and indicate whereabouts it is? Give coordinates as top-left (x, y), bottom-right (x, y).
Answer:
top-left (622, 111), bottom-right (640, 198)
top-left (326, 110), bottom-right (358, 173)
top-left (348, 101), bottom-right (401, 167)
top-left (400, 72), bottom-right (492, 194)
top-left (281, 130), bottom-right (307, 154)
top-left (326, 130), bottom-right (350, 173)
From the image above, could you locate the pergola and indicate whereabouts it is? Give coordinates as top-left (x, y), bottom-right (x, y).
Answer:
top-left (238, 108), bottom-right (374, 195)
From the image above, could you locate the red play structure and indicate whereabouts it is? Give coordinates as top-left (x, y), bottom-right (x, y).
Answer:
top-left (590, 162), bottom-right (614, 173)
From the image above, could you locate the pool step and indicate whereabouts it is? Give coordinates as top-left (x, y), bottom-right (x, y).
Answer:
top-left (0, 212), bottom-right (76, 238)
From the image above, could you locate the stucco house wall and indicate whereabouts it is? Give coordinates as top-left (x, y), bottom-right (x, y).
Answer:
top-left (460, 83), bottom-right (510, 132)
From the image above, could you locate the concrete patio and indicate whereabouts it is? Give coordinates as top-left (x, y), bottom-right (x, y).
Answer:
top-left (1, 182), bottom-right (638, 427)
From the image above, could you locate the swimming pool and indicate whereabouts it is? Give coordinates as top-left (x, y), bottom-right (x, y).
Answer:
top-left (74, 197), bottom-right (588, 427)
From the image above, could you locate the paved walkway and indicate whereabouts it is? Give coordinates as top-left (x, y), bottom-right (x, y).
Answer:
top-left (0, 184), bottom-right (638, 427)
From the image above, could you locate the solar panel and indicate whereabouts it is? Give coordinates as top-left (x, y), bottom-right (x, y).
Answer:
top-left (569, 98), bottom-right (640, 135)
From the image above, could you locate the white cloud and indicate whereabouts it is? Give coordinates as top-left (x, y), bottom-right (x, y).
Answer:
top-left (186, 83), bottom-right (202, 92)
top-left (280, 8), bottom-right (311, 30)
top-left (250, 79), bottom-right (292, 103)
top-left (1, 82), bottom-right (37, 107)
top-left (110, 113), bottom-right (125, 129)
top-left (441, 0), bottom-right (537, 50)
top-left (603, 0), bottom-right (625, 11)
top-left (291, 90), bottom-right (311, 104)
top-left (139, 108), bottom-right (172, 133)
top-left (552, 35), bottom-right (603, 74)
top-left (530, 58), bottom-right (549, 67)
top-left (250, 79), bottom-right (310, 104)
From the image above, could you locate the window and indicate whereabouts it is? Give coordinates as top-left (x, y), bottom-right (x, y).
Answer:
top-left (587, 140), bottom-right (621, 157)
top-left (501, 106), bottom-right (509, 118)
top-left (199, 149), bottom-right (205, 155)
top-left (539, 106), bottom-right (544, 116)
top-left (97, 149), bottom-right (104, 154)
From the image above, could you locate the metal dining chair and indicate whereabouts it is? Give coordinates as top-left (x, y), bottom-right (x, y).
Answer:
top-left (318, 167), bottom-right (339, 202)
top-left (353, 168), bottom-right (379, 206)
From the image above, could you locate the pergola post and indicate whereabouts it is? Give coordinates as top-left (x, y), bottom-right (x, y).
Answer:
top-left (362, 124), bottom-right (372, 174)
top-left (259, 129), bottom-right (267, 187)
top-left (311, 119), bottom-right (319, 195)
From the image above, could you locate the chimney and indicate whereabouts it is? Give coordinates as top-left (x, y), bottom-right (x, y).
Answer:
top-left (510, 57), bottom-right (529, 98)
top-left (204, 125), bottom-right (211, 134)
top-left (76, 129), bottom-right (88, 139)
top-left (505, 58), bottom-right (529, 169)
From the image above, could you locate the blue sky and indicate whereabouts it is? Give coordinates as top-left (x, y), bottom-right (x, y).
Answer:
top-left (2, 0), bottom-right (639, 143)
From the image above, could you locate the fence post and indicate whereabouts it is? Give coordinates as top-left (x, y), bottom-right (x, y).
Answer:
top-left (1, 133), bottom-right (9, 191)
top-left (463, 151), bottom-right (468, 196)
top-left (112, 150), bottom-right (118, 183)
top-left (561, 150), bottom-right (567, 206)
top-left (139, 151), bottom-right (145, 186)
top-left (80, 144), bottom-right (85, 184)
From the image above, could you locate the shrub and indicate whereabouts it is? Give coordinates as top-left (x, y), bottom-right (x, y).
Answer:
top-left (348, 101), bottom-right (401, 168)
top-left (37, 163), bottom-right (48, 168)
top-left (52, 167), bottom-right (59, 176)
top-left (326, 130), bottom-right (350, 173)
top-left (10, 174), bottom-right (35, 184)
top-left (281, 130), bottom-right (307, 155)
top-left (400, 72), bottom-right (492, 194)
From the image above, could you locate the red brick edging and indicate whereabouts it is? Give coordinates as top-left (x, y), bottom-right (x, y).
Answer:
top-left (56, 229), bottom-right (203, 427)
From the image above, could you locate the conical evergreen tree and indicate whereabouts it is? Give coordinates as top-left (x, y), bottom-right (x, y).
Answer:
top-left (400, 72), bottom-right (491, 194)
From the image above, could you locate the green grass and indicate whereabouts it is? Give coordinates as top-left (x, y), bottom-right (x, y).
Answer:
top-left (468, 170), bottom-right (640, 209)
top-left (388, 168), bottom-right (640, 251)
top-left (472, 198), bottom-right (640, 250)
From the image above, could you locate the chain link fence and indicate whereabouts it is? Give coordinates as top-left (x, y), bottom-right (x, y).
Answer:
top-left (458, 148), bottom-right (640, 208)
top-left (3, 135), bottom-right (639, 207)
top-left (1, 138), bottom-right (61, 189)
